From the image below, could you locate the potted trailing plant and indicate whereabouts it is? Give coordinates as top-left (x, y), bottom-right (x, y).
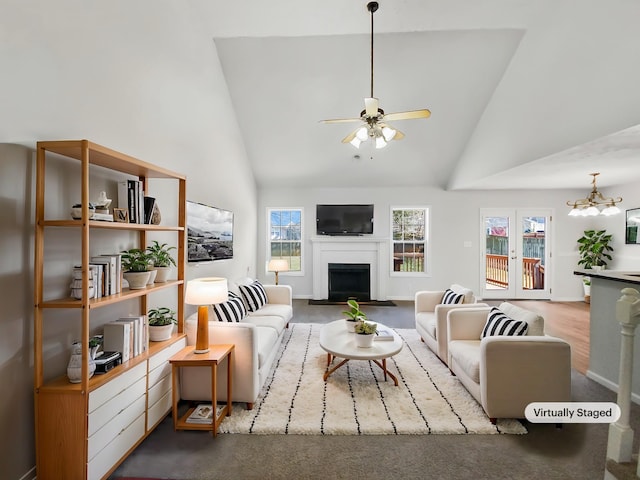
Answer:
top-left (146, 240), bottom-right (177, 283)
top-left (354, 320), bottom-right (377, 348)
top-left (342, 299), bottom-right (367, 332)
top-left (577, 229), bottom-right (614, 270)
top-left (148, 307), bottom-right (177, 341)
top-left (121, 248), bottom-right (151, 289)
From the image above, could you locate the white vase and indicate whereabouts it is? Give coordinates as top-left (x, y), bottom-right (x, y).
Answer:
top-left (354, 333), bottom-right (375, 348)
top-left (346, 319), bottom-right (357, 332)
top-left (67, 342), bottom-right (96, 383)
top-left (149, 324), bottom-right (174, 342)
top-left (123, 271), bottom-right (150, 290)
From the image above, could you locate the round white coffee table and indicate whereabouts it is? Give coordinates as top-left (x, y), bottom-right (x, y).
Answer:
top-left (319, 319), bottom-right (403, 386)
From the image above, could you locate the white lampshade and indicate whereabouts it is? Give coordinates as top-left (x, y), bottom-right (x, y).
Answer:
top-left (381, 126), bottom-right (396, 142)
top-left (185, 277), bottom-right (228, 305)
top-left (268, 259), bottom-right (289, 273)
top-left (375, 135), bottom-right (387, 149)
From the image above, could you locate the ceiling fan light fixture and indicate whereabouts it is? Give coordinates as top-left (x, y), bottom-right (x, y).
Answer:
top-left (382, 125), bottom-right (396, 142)
top-left (365, 97), bottom-right (379, 117)
top-left (356, 126), bottom-right (369, 141)
top-left (349, 137), bottom-right (363, 149)
top-left (375, 135), bottom-right (387, 149)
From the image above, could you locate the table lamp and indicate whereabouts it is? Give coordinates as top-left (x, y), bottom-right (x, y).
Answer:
top-left (268, 259), bottom-right (289, 285)
top-left (185, 277), bottom-right (228, 354)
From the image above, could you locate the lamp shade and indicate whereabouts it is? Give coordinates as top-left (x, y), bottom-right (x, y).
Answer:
top-left (185, 277), bottom-right (228, 305)
top-left (268, 259), bottom-right (289, 273)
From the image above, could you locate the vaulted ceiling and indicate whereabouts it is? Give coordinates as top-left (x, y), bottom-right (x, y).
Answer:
top-left (209, 0), bottom-right (640, 190)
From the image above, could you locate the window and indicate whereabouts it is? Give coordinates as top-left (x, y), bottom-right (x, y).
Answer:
top-left (391, 207), bottom-right (429, 274)
top-left (268, 208), bottom-right (303, 273)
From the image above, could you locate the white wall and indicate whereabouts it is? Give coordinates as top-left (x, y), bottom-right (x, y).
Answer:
top-left (258, 183), bottom-right (640, 301)
top-left (0, 4), bottom-right (257, 478)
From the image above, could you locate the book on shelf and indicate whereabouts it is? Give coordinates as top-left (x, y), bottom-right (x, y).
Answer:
top-left (186, 404), bottom-right (225, 424)
top-left (93, 212), bottom-right (113, 222)
top-left (100, 254), bottom-right (122, 293)
top-left (374, 326), bottom-right (394, 341)
top-left (103, 321), bottom-right (131, 362)
top-left (117, 315), bottom-right (147, 356)
top-left (117, 179), bottom-right (145, 223)
top-left (143, 196), bottom-right (156, 224)
top-left (90, 257), bottom-right (112, 296)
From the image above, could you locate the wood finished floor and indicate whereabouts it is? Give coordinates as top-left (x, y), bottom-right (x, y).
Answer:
top-left (501, 300), bottom-right (590, 374)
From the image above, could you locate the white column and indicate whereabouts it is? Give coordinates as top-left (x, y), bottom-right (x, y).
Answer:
top-left (606, 287), bottom-right (640, 466)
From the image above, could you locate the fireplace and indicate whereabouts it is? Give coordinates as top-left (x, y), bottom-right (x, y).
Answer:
top-left (328, 263), bottom-right (371, 302)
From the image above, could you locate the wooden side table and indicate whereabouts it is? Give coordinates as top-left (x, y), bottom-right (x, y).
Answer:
top-left (169, 344), bottom-right (234, 437)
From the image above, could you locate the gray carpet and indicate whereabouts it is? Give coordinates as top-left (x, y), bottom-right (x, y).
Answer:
top-left (110, 300), bottom-right (640, 480)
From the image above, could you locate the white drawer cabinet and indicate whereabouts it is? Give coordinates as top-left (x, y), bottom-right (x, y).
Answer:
top-left (88, 412), bottom-right (146, 480)
top-left (147, 337), bottom-right (186, 429)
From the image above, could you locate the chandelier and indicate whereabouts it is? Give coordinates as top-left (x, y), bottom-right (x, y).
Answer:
top-left (567, 173), bottom-right (623, 216)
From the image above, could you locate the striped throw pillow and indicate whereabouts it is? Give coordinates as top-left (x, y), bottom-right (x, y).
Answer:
top-left (213, 292), bottom-right (247, 322)
top-left (481, 307), bottom-right (529, 338)
top-left (442, 288), bottom-right (464, 304)
top-left (239, 280), bottom-right (268, 312)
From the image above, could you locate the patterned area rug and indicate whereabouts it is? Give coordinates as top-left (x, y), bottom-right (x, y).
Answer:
top-left (220, 323), bottom-right (527, 435)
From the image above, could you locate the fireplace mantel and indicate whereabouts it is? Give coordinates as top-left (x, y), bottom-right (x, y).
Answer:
top-left (310, 236), bottom-right (389, 300)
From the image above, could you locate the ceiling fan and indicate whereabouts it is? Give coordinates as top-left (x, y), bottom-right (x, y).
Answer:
top-left (321, 1), bottom-right (431, 149)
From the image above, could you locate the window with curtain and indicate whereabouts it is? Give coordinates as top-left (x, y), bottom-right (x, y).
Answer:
top-left (268, 208), bottom-right (303, 273)
top-left (391, 207), bottom-right (429, 274)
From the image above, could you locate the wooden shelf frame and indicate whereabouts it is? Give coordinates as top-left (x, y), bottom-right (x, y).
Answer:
top-left (33, 139), bottom-right (187, 479)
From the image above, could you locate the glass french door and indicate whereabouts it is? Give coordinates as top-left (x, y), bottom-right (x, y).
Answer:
top-left (480, 209), bottom-right (552, 299)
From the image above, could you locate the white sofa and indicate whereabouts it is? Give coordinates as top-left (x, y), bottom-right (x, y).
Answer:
top-left (180, 282), bottom-right (293, 409)
top-left (415, 284), bottom-right (485, 365)
top-left (447, 302), bottom-right (572, 423)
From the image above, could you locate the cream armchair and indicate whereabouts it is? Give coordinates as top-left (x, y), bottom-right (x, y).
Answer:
top-left (414, 284), bottom-right (484, 365)
top-left (447, 303), bottom-right (571, 423)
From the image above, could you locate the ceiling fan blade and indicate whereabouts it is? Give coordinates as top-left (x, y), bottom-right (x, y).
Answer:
top-left (364, 97), bottom-right (379, 117)
top-left (320, 117), bottom-right (363, 124)
top-left (392, 128), bottom-right (405, 140)
top-left (383, 109), bottom-right (431, 121)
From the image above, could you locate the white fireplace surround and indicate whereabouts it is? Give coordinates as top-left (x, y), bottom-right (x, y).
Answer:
top-left (311, 236), bottom-right (389, 300)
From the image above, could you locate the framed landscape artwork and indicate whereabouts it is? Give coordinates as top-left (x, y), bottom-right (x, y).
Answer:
top-left (187, 200), bottom-right (234, 262)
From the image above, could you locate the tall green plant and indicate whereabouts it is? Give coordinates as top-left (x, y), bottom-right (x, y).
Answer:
top-left (577, 229), bottom-right (614, 269)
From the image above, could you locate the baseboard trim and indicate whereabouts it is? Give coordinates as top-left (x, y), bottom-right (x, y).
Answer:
top-left (586, 370), bottom-right (640, 405)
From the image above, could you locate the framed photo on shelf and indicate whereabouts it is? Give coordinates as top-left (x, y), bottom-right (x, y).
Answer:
top-left (114, 208), bottom-right (129, 223)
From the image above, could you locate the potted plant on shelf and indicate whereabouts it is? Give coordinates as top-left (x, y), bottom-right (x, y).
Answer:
top-left (354, 320), bottom-right (377, 348)
top-left (146, 240), bottom-right (177, 283)
top-left (148, 307), bottom-right (177, 341)
top-left (121, 248), bottom-right (151, 289)
top-left (577, 229), bottom-right (614, 271)
top-left (342, 299), bottom-right (367, 332)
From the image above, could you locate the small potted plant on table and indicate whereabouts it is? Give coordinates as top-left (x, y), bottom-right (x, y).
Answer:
top-left (121, 248), bottom-right (151, 289)
top-left (354, 320), bottom-right (377, 348)
top-left (146, 240), bottom-right (177, 283)
top-left (148, 307), bottom-right (177, 341)
top-left (342, 299), bottom-right (367, 332)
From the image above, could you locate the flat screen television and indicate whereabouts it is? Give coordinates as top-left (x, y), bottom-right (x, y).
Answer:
top-left (187, 200), bottom-right (233, 262)
top-left (316, 204), bottom-right (374, 236)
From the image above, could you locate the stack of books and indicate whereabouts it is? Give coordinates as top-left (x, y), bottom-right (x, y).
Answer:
top-left (117, 179), bottom-right (157, 224)
top-left (186, 404), bottom-right (225, 424)
top-left (374, 327), bottom-right (394, 341)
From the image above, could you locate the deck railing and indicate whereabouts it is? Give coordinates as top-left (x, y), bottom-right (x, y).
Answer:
top-left (486, 254), bottom-right (544, 290)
